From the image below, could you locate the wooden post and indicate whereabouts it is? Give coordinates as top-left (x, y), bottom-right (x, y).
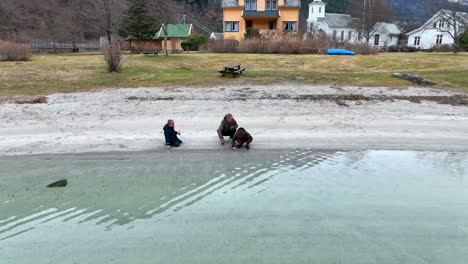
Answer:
top-left (162, 24), bottom-right (169, 56)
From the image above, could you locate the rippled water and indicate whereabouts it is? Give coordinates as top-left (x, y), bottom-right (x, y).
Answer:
top-left (1, 150), bottom-right (468, 264)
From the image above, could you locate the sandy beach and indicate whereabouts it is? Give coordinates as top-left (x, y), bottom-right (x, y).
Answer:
top-left (1, 84), bottom-right (468, 156)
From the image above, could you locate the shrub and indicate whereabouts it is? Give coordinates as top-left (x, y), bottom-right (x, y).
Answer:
top-left (237, 36), bottom-right (326, 54)
top-left (208, 34), bottom-right (376, 55)
top-left (181, 33), bottom-right (208, 51)
top-left (207, 39), bottom-right (239, 53)
top-left (429, 44), bottom-right (453, 52)
top-left (459, 32), bottom-right (468, 51)
top-left (387, 45), bottom-right (402, 52)
top-left (238, 38), bottom-right (265, 53)
top-left (401, 46), bottom-right (419, 52)
top-left (245, 28), bottom-right (261, 39)
top-left (343, 43), bottom-right (377, 55)
top-left (103, 43), bottom-right (124, 73)
top-left (0, 41), bottom-right (32, 61)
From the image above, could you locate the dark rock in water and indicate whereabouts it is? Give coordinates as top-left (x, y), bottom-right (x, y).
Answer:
top-left (393, 73), bottom-right (436, 86)
top-left (47, 179), bottom-right (68, 188)
top-left (420, 79), bottom-right (436, 86)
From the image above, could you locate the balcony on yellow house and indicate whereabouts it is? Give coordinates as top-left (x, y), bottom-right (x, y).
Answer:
top-left (222, 0), bottom-right (300, 41)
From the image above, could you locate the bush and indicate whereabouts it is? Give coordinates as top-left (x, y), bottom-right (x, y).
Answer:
top-left (245, 28), bottom-right (261, 39)
top-left (429, 44), bottom-right (453, 52)
top-left (181, 33), bottom-right (208, 51)
top-left (103, 43), bottom-right (124, 73)
top-left (208, 35), bottom-right (378, 55)
top-left (401, 46), bottom-right (419, 52)
top-left (207, 39), bottom-right (239, 53)
top-left (237, 36), bottom-right (326, 54)
top-left (343, 42), bottom-right (377, 55)
top-left (0, 41), bottom-right (32, 61)
top-left (386, 45), bottom-right (402, 52)
top-left (459, 32), bottom-right (468, 51)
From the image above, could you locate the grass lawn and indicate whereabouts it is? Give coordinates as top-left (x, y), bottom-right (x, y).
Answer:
top-left (1, 52), bottom-right (468, 96)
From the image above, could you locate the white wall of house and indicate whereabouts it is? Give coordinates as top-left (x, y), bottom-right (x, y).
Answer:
top-left (407, 28), bottom-right (453, 49)
top-left (368, 23), bottom-right (402, 48)
top-left (369, 33), bottom-right (397, 48)
top-left (306, 0), bottom-right (360, 43)
top-left (327, 27), bottom-right (360, 43)
top-left (406, 10), bottom-right (468, 49)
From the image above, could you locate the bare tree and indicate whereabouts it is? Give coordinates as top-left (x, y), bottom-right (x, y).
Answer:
top-left (0, 0), bottom-right (19, 29)
top-left (66, 0), bottom-right (94, 50)
top-left (349, 0), bottom-right (393, 44)
top-left (148, 0), bottom-right (179, 56)
top-left (34, 0), bottom-right (69, 53)
top-left (431, 0), bottom-right (468, 53)
top-left (92, 0), bottom-right (126, 44)
top-left (305, 22), bottom-right (321, 39)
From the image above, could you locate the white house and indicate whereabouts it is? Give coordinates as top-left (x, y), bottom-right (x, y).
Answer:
top-left (369, 22), bottom-right (403, 48)
top-left (306, 0), bottom-right (361, 43)
top-left (406, 9), bottom-right (468, 49)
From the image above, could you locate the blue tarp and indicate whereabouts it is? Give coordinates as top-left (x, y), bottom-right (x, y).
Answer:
top-left (326, 49), bottom-right (355, 56)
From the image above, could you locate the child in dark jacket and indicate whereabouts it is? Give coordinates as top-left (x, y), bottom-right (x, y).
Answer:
top-left (232, 127), bottom-right (253, 151)
top-left (163, 119), bottom-right (183, 148)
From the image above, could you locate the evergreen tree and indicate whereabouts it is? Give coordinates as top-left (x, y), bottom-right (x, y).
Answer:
top-left (300, 0), bottom-right (348, 16)
top-left (120, 0), bottom-right (157, 40)
top-left (325, 0), bottom-right (348, 14)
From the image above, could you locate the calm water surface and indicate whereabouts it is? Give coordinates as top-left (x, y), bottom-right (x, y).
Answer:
top-left (0, 150), bottom-right (467, 264)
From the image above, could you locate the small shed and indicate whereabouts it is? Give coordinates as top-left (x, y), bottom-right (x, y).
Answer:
top-left (128, 37), bottom-right (162, 53)
top-left (154, 24), bottom-right (195, 52)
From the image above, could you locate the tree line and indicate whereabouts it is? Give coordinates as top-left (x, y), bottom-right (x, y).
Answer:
top-left (1, 0), bottom-right (466, 45)
top-left (0, 0), bottom-right (221, 44)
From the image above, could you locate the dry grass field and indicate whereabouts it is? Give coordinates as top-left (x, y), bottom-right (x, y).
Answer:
top-left (1, 52), bottom-right (467, 96)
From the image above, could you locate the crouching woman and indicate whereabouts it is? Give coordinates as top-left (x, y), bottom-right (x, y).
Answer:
top-left (232, 128), bottom-right (253, 151)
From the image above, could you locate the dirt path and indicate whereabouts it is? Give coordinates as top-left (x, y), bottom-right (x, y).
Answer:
top-left (1, 85), bottom-right (468, 156)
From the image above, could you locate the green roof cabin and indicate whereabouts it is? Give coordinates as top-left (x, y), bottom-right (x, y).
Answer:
top-left (129, 24), bottom-right (194, 53)
top-left (155, 24), bottom-right (195, 52)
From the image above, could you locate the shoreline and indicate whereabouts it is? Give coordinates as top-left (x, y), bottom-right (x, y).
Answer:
top-left (1, 84), bottom-right (468, 156)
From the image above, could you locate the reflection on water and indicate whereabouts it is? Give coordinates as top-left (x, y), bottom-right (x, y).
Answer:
top-left (1, 150), bottom-right (468, 264)
top-left (0, 149), bottom-right (336, 239)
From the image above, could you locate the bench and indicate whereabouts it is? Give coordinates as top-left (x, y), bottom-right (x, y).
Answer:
top-left (219, 64), bottom-right (246, 77)
top-left (143, 51), bottom-right (159, 56)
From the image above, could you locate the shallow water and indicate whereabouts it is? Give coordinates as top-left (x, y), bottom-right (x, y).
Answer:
top-left (1, 150), bottom-right (468, 264)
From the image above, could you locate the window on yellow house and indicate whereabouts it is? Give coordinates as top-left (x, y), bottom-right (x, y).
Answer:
top-left (245, 0), bottom-right (257, 10)
top-left (282, 22), bottom-right (297, 32)
top-left (266, 0), bottom-right (278, 10)
top-left (225, 22), bottom-right (240, 32)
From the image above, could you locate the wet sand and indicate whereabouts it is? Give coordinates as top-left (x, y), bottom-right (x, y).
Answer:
top-left (1, 85), bottom-right (468, 155)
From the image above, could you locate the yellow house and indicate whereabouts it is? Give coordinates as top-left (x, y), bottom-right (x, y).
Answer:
top-left (222, 0), bottom-right (301, 41)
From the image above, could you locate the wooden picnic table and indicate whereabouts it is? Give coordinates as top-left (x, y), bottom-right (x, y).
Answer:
top-left (218, 64), bottom-right (245, 77)
top-left (142, 50), bottom-right (159, 56)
